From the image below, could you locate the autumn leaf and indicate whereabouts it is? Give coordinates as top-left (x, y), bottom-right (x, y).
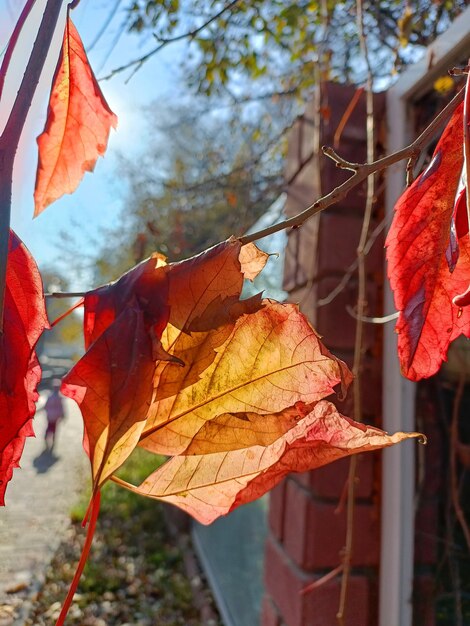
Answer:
top-left (62, 237), bottom-right (420, 528)
top-left (0, 232), bottom-right (49, 504)
top-left (58, 236), bottom-right (421, 625)
top-left (62, 239), bottom-right (270, 487)
top-left (114, 401), bottom-right (421, 525)
top-left (141, 301), bottom-right (352, 457)
top-left (34, 16), bottom-right (117, 216)
top-left (386, 101), bottom-right (470, 380)
top-left (62, 306), bottom-right (155, 488)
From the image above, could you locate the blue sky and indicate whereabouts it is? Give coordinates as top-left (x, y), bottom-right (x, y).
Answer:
top-left (1, 0), bottom-right (185, 287)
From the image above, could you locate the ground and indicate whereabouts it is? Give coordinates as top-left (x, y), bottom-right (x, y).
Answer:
top-left (0, 396), bottom-right (220, 626)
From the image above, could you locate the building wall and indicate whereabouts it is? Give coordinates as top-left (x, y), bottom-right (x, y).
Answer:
top-left (261, 82), bottom-right (386, 626)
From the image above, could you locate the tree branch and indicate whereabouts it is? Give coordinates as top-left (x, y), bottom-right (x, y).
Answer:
top-left (48, 83), bottom-right (466, 298)
top-left (100, 0), bottom-right (242, 82)
top-left (240, 85), bottom-right (465, 246)
top-left (337, 2), bottom-right (375, 621)
top-left (0, 0), bottom-right (37, 100)
top-left (0, 0), bottom-right (64, 331)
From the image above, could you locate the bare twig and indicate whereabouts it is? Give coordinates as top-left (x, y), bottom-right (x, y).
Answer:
top-left (46, 291), bottom-right (87, 298)
top-left (0, 0), bottom-right (37, 100)
top-left (337, 2), bottom-right (375, 621)
top-left (0, 0), bottom-right (64, 331)
top-left (46, 81), bottom-right (465, 299)
top-left (346, 307), bottom-right (399, 324)
top-left (301, 564), bottom-right (344, 595)
top-left (87, 0), bottom-right (121, 52)
top-left (321, 146), bottom-right (361, 171)
top-left (333, 87), bottom-right (364, 148)
top-left (240, 85), bottom-right (465, 246)
top-left (450, 368), bottom-right (470, 551)
top-left (449, 66), bottom-right (470, 76)
top-left (100, 0), bottom-right (242, 82)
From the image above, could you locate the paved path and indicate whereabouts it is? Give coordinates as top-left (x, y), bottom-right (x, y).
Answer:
top-left (0, 396), bottom-right (88, 625)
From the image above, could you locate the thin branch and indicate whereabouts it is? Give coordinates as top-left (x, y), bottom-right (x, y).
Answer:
top-left (0, 0), bottom-right (64, 331)
top-left (0, 0), bottom-right (37, 100)
top-left (321, 146), bottom-right (361, 171)
top-left (100, 0), bottom-right (242, 82)
top-left (87, 0), bottom-right (121, 52)
top-left (240, 85), bottom-right (465, 246)
top-left (301, 564), bottom-right (344, 595)
top-left (46, 78), bottom-right (466, 298)
top-left (450, 367), bottom-right (470, 552)
top-left (337, 2), bottom-right (374, 621)
top-left (46, 291), bottom-right (87, 298)
top-left (317, 215), bottom-right (387, 307)
top-left (346, 307), bottom-right (399, 324)
top-left (333, 87), bottom-right (365, 149)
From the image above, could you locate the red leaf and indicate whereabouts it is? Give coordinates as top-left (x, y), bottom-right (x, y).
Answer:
top-left (62, 239), bottom-right (269, 488)
top-left (0, 232), bottom-right (49, 504)
top-left (62, 306), bottom-right (156, 488)
top-left (117, 400), bottom-right (421, 525)
top-left (34, 16), bottom-right (117, 216)
top-left (62, 237), bottom-right (419, 531)
top-left (386, 102), bottom-right (470, 380)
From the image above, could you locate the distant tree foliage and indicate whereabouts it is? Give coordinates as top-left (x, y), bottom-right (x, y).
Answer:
top-left (124, 0), bottom-right (467, 96)
top-left (94, 104), bottom-right (286, 282)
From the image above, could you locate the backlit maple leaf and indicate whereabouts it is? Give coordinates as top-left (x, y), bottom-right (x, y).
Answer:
top-left (62, 238), bottom-right (419, 520)
top-left (386, 95), bottom-right (470, 380)
top-left (0, 232), bottom-right (49, 504)
top-left (34, 16), bottom-right (117, 216)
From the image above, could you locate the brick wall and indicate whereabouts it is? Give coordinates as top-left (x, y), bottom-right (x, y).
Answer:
top-left (261, 83), bottom-right (386, 626)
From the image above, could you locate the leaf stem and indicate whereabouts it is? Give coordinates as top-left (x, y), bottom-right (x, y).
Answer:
top-left (463, 70), bottom-right (470, 237)
top-left (0, 0), bottom-right (64, 331)
top-left (55, 490), bottom-right (101, 626)
top-left (46, 291), bottom-right (87, 298)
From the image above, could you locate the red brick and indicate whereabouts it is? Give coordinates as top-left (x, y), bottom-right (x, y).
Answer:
top-left (414, 501), bottom-right (438, 564)
top-left (284, 181), bottom-right (315, 217)
top-left (283, 479), bottom-right (380, 570)
top-left (269, 480), bottom-right (287, 541)
top-left (283, 228), bottom-right (301, 293)
top-left (420, 425), bottom-right (443, 497)
top-left (283, 210), bottom-right (322, 291)
top-left (284, 115), bottom-right (317, 184)
top-left (317, 212), bottom-right (385, 276)
top-left (292, 453), bottom-right (375, 500)
top-left (264, 536), bottom-right (373, 626)
top-left (303, 574), bottom-right (373, 626)
top-left (315, 276), bottom-right (379, 352)
top-left (261, 595), bottom-right (281, 626)
top-left (295, 214), bottom-right (321, 284)
top-left (415, 389), bottom-right (444, 497)
top-left (264, 536), bottom-right (311, 626)
top-left (288, 283), bottom-right (324, 327)
top-left (413, 575), bottom-right (436, 626)
top-left (352, 356), bottom-right (384, 420)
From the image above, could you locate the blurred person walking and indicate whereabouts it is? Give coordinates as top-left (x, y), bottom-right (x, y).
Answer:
top-left (44, 380), bottom-right (65, 451)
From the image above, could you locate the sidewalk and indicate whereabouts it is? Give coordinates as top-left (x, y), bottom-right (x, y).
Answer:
top-left (0, 396), bottom-right (88, 625)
